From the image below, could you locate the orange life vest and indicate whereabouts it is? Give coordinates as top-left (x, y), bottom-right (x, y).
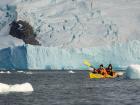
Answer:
top-left (100, 68), bottom-right (108, 77)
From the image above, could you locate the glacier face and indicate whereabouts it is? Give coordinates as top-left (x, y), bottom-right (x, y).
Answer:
top-left (26, 41), bottom-right (140, 70)
top-left (0, 46), bottom-right (27, 69)
top-left (0, 0), bottom-right (140, 70)
top-left (0, 42), bottom-right (140, 70)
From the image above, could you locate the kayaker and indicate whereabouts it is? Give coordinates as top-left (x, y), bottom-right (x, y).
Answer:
top-left (96, 64), bottom-right (103, 73)
top-left (97, 64), bottom-right (108, 77)
top-left (93, 68), bottom-right (98, 73)
top-left (106, 64), bottom-right (114, 76)
top-left (106, 64), bottom-right (112, 74)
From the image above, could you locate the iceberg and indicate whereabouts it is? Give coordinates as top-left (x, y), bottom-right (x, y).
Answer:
top-left (126, 65), bottom-right (140, 79)
top-left (68, 70), bottom-right (75, 74)
top-left (0, 82), bottom-right (33, 94)
top-left (10, 82), bottom-right (33, 93)
top-left (0, 71), bottom-right (11, 74)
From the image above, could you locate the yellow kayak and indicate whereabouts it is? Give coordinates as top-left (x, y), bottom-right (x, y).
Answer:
top-left (89, 72), bottom-right (114, 79)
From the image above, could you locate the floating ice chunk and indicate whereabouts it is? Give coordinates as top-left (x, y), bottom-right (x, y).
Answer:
top-left (10, 83), bottom-right (34, 92)
top-left (25, 72), bottom-right (33, 74)
top-left (6, 71), bottom-right (11, 74)
top-left (68, 70), bottom-right (75, 74)
top-left (0, 71), bottom-right (11, 74)
top-left (0, 71), bottom-right (5, 74)
top-left (17, 71), bottom-right (25, 73)
top-left (0, 83), bottom-right (10, 93)
top-left (17, 71), bottom-right (33, 74)
top-left (0, 82), bottom-right (33, 94)
top-left (126, 65), bottom-right (140, 79)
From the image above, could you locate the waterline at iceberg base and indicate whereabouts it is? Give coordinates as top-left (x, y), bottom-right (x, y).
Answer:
top-left (0, 41), bottom-right (140, 70)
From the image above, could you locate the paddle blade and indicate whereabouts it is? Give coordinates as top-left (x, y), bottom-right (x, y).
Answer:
top-left (83, 60), bottom-right (91, 67)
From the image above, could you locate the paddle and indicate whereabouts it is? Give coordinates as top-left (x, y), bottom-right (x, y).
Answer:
top-left (83, 60), bottom-right (94, 68)
top-left (83, 60), bottom-right (101, 79)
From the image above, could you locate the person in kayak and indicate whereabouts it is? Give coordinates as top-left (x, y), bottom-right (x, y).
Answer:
top-left (106, 64), bottom-right (115, 76)
top-left (97, 64), bottom-right (108, 77)
top-left (106, 64), bottom-right (113, 74)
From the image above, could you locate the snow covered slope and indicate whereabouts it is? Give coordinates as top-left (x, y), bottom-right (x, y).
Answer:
top-left (16, 0), bottom-right (118, 48)
top-left (15, 0), bottom-right (140, 48)
top-left (0, 0), bottom-right (140, 70)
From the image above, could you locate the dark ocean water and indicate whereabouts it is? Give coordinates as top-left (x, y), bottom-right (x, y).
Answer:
top-left (0, 70), bottom-right (140, 105)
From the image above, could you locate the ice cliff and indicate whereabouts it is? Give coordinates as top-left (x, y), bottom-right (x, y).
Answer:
top-left (0, 0), bottom-right (140, 70)
top-left (0, 43), bottom-right (140, 70)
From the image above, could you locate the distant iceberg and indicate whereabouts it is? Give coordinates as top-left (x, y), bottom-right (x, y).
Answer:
top-left (68, 70), bottom-right (75, 74)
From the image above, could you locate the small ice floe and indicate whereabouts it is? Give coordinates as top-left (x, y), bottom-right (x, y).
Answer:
top-left (68, 70), bottom-right (75, 74)
top-left (6, 71), bottom-right (11, 74)
top-left (25, 72), bottom-right (33, 75)
top-left (0, 71), bottom-right (5, 74)
top-left (17, 71), bottom-right (24, 73)
top-left (0, 71), bottom-right (11, 74)
top-left (17, 71), bottom-right (33, 74)
top-left (0, 82), bottom-right (34, 94)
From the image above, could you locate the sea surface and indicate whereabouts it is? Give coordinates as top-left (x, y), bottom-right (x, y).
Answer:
top-left (0, 70), bottom-right (140, 105)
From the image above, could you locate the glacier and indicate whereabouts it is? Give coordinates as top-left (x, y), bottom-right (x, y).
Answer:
top-left (15, 0), bottom-right (140, 48)
top-left (0, 42), bottom-right (140, 70)
top-left (0, 0), bottom-right (140, 70)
